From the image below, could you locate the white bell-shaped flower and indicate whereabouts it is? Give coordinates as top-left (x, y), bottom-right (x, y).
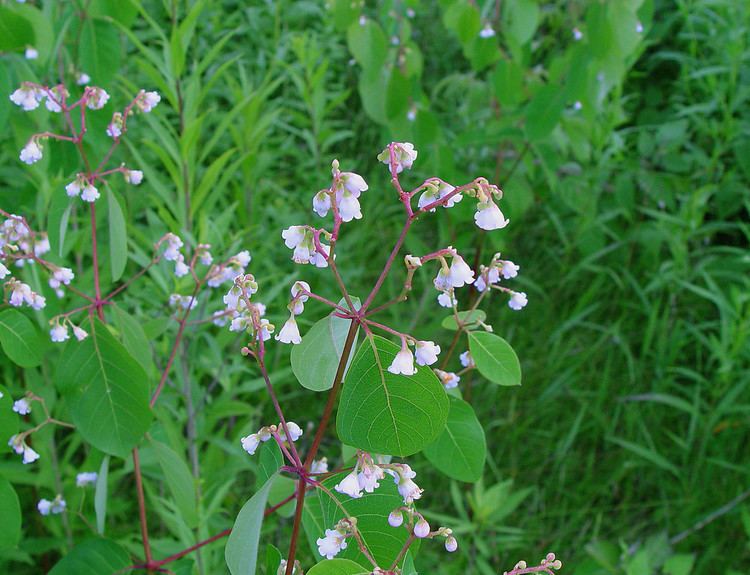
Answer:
top-left (76, 472), bottom-right (98, 487)
top-left (508, 291), bottom-right (528, 311)
top-left (12, 398), bottom-right (31, 415)
top-left (279, 421), bottom-right (303, 442)
top-left (316, 527), bottom-right (348, 559)
top-left (415, 340), bottom-right (440, 366)
top-left (449, 254), bottom-right (474, 287)
top-left (474, 200), bottom-right (509, 231)
top-left (334, 470), bottom-right (363, 499)
top-left (276, 315), bottom-right (302, 344)
top-left (388, 343), bottom-right (417, 376)
top-left (20, 140), bottom-right (43, 164)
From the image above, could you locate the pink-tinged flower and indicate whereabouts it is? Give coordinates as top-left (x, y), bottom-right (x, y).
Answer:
top-left (22, 444), bottom-right (40, 464)
top-left (10, 85), bottom-right (43, 111)
top-left (125, 170), bottom-right (143, 185)
top-left (434, 369), bottom-right (460, 390)
top-left (433, 268), bottom-right (452, 292)
top-left (52, 267), bottom-right (75, 286)
top-left (76, 72), bottom-right (91, 86)
top-left (388, 510), bottom-right (404, 527)
top-left (312, 190), bottom-right (332, 217)
top-left (390, 464), bottom-right (422, 504)
top-left (76, 472), bottom-right (97, 487)
top-left (500, 260), bottom-right (519, 279)
top-left (414, 518), bottom-right (430, 538)
top-left (317, 527), bottom-right (348, 559)
top-left (339, 172), bottom-right (368, 197)
top-left (0, 263), bottom-right (9, 279)
top-left (334, 470), bottom-right (363, 499)
top-left (377, 142), bottom-right (418, 174)
top-left (279, 421), bottom-right (303, 443)
top-left (415, 340), bottom-right (440, 366)
top-left (137, 91), bottom-right (161, 113)
top-left (45, 87), bottom-right (65, 113)
top-left (20, 140), bottom-right (43, 164)
top-left (479, 24), bottom-right (496, 38)
top-left (12, 398), bottom-right (31, 415)
top-left (50, 323), bottom-right (69, 343)
top-left (310, 458), bottom-right (328, 475)
top-left (474, 200), bottom-right (509, 231)
top-left (86, 87), bottom-right (109, 110)
top-left (508, 291), bottom-right (528, 311)
top-left (37, 499), bottom-right (53, 515)
top-left (73, 325), bottom-right (88, 341)
top-left (388, 342), bottom-right (417, 376)
top-left (174, 256), bottom-right (189, 277)
top-left (445, 536), bottom-right (458, 552)
top-left (107, 112), bottom-right (123, 138)
top-left (257, 318), bottom-right (274, 341)
top-left (337, 191), bottom-right (362, 222)
top-left (65, 175), bottom-right (84, 198)
top-left (449, 254), bottom-right (475, 287)
top-left (437, 291), bottom-right (457, 308)
top-left (25, 47), bottom-right (38, 60)
top-left (459, 351), bottom-right (474, 368)
top-left (276, 315), bottom-right (302, 344)
top-left (241, 433), bottom-right (261, 455)
top-left (357, 460), bottom-right (384, 493)
top-left (80, 182), bottom-right (100, 203)
top-left (162, 233), bottom-right (183, 261)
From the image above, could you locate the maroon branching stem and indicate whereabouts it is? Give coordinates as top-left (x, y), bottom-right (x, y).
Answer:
top-left (284, 476), bottom-right (307, 575)
top-left (103, 257), bottom-right (160, 302)
top-left (389, 533), bottom-right (416, 571)
top-left (132, 448), bottom-right (153, 567)
top-left (360, 218), bottom-right (412, 312)
top-left (150, 281), bottom-right (201, 407)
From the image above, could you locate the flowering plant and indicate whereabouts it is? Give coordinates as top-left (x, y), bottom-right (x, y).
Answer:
top-left (1, 75), bottom-right (557, 575)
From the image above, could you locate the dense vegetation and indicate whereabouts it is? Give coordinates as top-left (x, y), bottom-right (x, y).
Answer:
top-left (0, 1), bottom-right (748, 574)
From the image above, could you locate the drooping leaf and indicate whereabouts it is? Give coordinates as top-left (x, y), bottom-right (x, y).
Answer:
top-left (79, 18), bottom-right (121, 86)
top-left (225, 474), bottom-right (277, 575)
top-left (307, 559), bottom-right (370, 575)
top-left (423, 397), bottom-right (486, 482)
top-left (347, 19), bottom-right (387, 71)
top-left (56, 319), bottom-right (152, 457)
top-left (256, 441), bottom-right (284, 488)
top-left (48, 538), bottom-right (131, 575)
top-left (291, 298), bottom-right (359, 392)
top-left (468, 331), bottom-right (522, 387)
top-left (0, 7), bottom-right (34, 51)
top-left (441, 309), bottom-right (487, 331)
top-left (524, 84), bottom-right (567, 142)
top-left (0, 309), bottom-right (43, 368)
top-left (95, 456), bottom-right (109, 534)
top-left (112, 305), bottom-right (154, 374)
top-left (316, 472), bottom-right (408, 568)
top-left (107, 188), bottom-right (127, 282)
top-left (337, 335), bottom-right (449, 456)
top-left (152, 439), bottom-right (199, 527)
top-left (0, 478), bottom-right (21, 550)
top-left (503, 0), bottom-right (540, 46)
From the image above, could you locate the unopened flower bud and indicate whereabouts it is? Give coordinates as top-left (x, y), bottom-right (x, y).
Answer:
top-left (414, 518), bottom-right (430, 538)
top-left (388, 510), bottom-right (403, 527)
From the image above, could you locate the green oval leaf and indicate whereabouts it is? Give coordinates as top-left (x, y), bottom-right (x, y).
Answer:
top-left (307, 559), bottom-right (370, 575)
top-left (468, 331), bottom-right (521, 386)
top-left (0, 478), bottom-right (21, 550)
top-left (225, 474), bottom-right (277, 575)
top-left (347, 19), bottom-right (387, 71)
top-left (94, 456), bottom-right (109, 535)
top-left (0, 7), bottom-right (34, 51)
top-left (79, 19), bottom-right (121, 87)
top-left (291, 301), bottom-right (358, 392)
top-left (336, 335), bottom-right (449, 457)
top-left (48, 538), bottom-right (131, 575)
top-left (423, 397), bottom-right (486, 482)
top-left (56, 319), bottom-right (153, 457)
top-left (441, 309), bottom-right (487, 331)
top-left (524, 84), bottom-right (567, 142)
top-left (0, 309), bottom-right (43, 368)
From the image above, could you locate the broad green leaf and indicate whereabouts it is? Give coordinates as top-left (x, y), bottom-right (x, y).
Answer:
top-left (152, 439), bottom-right (199, 527)
top-left (0, 309), bottom-right (43, 368)
top-left (492, 59), bottom-right (524, 107)
top-left (423, 397), bottom-right (486, 482)
top-left (225, 474), bottom-right (277, 575)
top-left (663, 554), bottom-right (695, 575)
top-left (468, 331), bottom-right (522, 387)
top-left (307, 559), bottom-right (369, 575)
top-left (385, 69), bottom-right (410, 120)
top-left (112, 306), bottom-right (154, 374)
top-left (79, 19), bottom-right (121, 87)
top-left (316, 472), bottom-right (408, 568)
top-left (256, 441), bottom-right (283, 487)
top-left (347, 20), bottom-right (387, 71)
top-left (0, 478), bottom-right (21, 550)
top-left (442, 1), bottom-right (481, 46)
top-left (107, 189), bottom-right (127, 282)
top-left (503, 0), bottom-right (539, 46)
top-left (265, 544), bottom-right (283, 575)
top-left (49, 539), bottom-right (131, 575)
top-left (337, 335), bottom-right (449, 457)
top-left (0, 7), bottom-right (34, 51)
top-left (329, 0), bottom-right (360, 32)
top-left (89, 0), bottom-right (139, 26)
top-left (56, 319), bottom-right (152, 457)
top-left (441, 310), bottom-right (487, 331)
top-left (0, 384), bottom-right (20, 446)
top-left (291, 300), bottom-right (359, 392)
top-left (95, 456), bottom-right (109, 534)
top-left (524, 84), bottom-right (567, 142)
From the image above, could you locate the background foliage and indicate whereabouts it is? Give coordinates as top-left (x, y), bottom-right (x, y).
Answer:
top-left (1, 0), bottom-right (749, 574)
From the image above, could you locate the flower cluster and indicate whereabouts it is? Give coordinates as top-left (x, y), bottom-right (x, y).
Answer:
top-left (317, 519), bottom-right (352, 560)
top-left (37, 495), bottom-right (66, 516)
top-left (275, 281), bottom-right (310, 345)
top-left (503, 553), bottom-right (563, 575)
top-left (282, 226), bottom-right (330, 268)
top-left (240, 422), bottom-right (303, 456)
top-left (313, 160), bottom-right (369, 222)
top-left (474, 253), bottom-right (527, 311)
top-left (8, 434), bottom-right (40, 464)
